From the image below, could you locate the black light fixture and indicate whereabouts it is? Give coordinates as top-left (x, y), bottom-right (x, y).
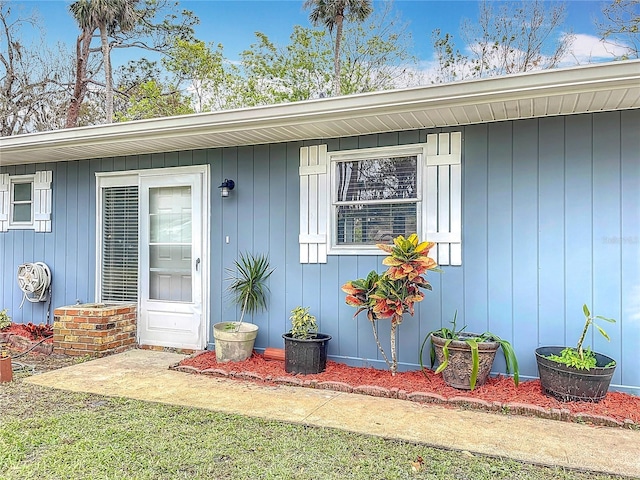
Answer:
top-left (218, 179), bottom-right (235, 198)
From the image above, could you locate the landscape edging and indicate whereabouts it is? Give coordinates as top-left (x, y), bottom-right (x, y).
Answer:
top-left (169, 355), bottom-right (638, 430)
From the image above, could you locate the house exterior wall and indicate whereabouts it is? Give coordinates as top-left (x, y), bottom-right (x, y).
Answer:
top-left (1, 109), bottom-right (638, 392)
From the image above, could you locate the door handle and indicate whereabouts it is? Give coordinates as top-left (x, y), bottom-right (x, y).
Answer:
top-left (195, 258), bottom-right (201, 271)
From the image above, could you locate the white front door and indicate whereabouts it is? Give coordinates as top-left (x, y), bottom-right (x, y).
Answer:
top-left (138, 170), bottom-right (206, 349)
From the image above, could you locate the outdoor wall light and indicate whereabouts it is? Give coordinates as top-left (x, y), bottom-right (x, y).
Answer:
top-left (218, 179), bottom-right (235, 198)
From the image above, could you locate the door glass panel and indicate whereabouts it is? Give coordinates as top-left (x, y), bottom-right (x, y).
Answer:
top-left (148, 186), bottom-right (192, 302)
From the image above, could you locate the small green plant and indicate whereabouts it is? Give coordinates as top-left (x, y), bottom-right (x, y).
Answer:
top-left (546, 304), bottom-right (616, 370)
top-left (289, 306), bottom-right (318, 339)
top-left (419, 311), bottom-right (519, 390)
top-left (226, 252), bottom-right (275, 332)
top-left (0, 309), bottom-right (11, 330)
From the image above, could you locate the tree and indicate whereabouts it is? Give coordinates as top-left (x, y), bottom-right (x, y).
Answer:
top-left (0, 2), bottom-right (71, 135)
top-left (69, 0), bottom-right (139, 124)
top-left (430, 0), bottom-right (574, 82)
top-left (115, 79), bottom-right (193, 121)
top-left (597, 0), bottom-right (640, 59)
top-left (339, 2), bottom-right (419, 93)
top-left (65, 0), bottom-right (198, 128)
top-left (163, 39), bottom-right (237, 112)
top-left (238, 27), bottom-right (332, 105)
top-left (303, 0), bottom-right (372, 96)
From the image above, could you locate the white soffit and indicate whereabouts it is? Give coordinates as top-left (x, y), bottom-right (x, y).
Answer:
top-left (1, 60), bottom-right (639, 166)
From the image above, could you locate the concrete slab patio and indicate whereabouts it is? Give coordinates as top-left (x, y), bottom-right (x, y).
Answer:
top-left (24, 349), bottom-right (640, 478)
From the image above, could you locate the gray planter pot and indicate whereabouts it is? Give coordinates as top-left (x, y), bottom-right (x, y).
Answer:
top-left (431, 333), bottom-right (499, 390)
top-left (213, 322), bottom-right (258, 363)
top-left (535, 346), bottom-right (616, 402)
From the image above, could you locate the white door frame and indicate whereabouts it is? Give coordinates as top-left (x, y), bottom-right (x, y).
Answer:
top-left (95, 165), bottom-right (209, 350)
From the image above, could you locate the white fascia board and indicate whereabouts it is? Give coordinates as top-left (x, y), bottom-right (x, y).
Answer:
top-left (1, 59), bottom-right (639, 166)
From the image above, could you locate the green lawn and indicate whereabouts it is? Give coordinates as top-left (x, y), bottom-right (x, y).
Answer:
top-left (0, 382), bottom-right (625, 480)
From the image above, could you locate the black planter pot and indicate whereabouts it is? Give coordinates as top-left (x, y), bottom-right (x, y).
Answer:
top-left (535, 346), bottom-right (616, 402)
top-left (282, 333), bottom-right (331, 375)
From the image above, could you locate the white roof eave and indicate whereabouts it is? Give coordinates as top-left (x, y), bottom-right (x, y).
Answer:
top-left (1, 60), bottom-right (639, 166)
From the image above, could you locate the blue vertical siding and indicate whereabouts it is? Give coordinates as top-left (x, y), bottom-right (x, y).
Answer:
top-left (1, 110), bottom-right (638, 392)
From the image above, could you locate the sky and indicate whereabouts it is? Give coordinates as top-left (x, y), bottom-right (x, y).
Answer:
top-left (8, 0), bottom-right (627, 77)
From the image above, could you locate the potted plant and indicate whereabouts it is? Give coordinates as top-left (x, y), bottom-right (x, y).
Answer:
top-left (213, 252), bottom-right (274, 363)
top-left (535, 304), bottom-right (616, 402)
top-left (282, 306), bottom-right (332, 374)
top-left (420, 311), bottom-right (519, 390)
top-left (342, 234), bottom-right (439, 376)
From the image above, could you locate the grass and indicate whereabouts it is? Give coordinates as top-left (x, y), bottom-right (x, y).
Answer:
top-left (0, 382), bottom-right (627, 480)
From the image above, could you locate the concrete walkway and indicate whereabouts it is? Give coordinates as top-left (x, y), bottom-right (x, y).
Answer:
top-left (24, 349), bottom-right (640, 478)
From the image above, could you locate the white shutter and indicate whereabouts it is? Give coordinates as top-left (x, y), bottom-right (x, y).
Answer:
top-left (33, 170), bottom-right (52, 233)
top-left (299, 144), bottom-right (328, 264)
top-left (0, 173), bottom-right (8, 232)
top-left (425, 132), bottom-right (462, 266)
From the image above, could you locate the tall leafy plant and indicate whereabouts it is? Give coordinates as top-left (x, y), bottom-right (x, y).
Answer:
top-left (341, 234), bottom-right (439, 375)
top-left (226, 252), bottom-right (274, 332)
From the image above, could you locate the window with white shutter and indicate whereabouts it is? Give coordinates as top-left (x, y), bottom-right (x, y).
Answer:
top-left (0, 171), bottom-right (52, 232)
top-left (299, 132), bottom-right (462, 265)
top-left (101, 185), bottom-right (139, 303)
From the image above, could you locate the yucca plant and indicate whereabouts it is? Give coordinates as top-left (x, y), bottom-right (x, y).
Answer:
top-left (342, 234), bottom-right (440, 375)
top-left (419, 311), bottom-right (520, 390)
top-left (226, 252), bottom-right (274, 332)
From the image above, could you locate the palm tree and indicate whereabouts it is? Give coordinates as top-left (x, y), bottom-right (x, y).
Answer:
top-left (303, 0), bottom-right (372, 97)
top-left (69, 0), bottom-right (139, 123)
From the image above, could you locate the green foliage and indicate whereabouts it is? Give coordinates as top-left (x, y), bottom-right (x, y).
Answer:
top-left (115, 79), bottom-right (194, 121)
top-left (419, 311), bottom-right (520, 390)
top-left (226, 252), bottom-right (274, 325)
top-left (289, 306), bottom-right (318, 339)
top-left (547, 347), bottom-right (598, 370)
top-left (0, 309), bottom-right (11, 330)
top-left (546, 304), bottom-right (616, 370)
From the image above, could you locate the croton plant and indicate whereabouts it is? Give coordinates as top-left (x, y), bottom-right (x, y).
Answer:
top-left (341, 234), bottom-right (439, 375)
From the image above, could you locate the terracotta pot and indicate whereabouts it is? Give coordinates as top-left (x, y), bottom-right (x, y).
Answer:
top-left (431, 333), bottom-right (499, 390)
top-left (0, 355), bottom-right (13, 383)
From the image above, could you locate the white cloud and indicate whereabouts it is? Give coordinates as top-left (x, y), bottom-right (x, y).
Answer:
top-left (564, 33), bottom-right (630, 64)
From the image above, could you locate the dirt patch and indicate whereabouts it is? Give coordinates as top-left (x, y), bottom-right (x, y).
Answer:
top-left (175, 350), bottom-right (640, 429)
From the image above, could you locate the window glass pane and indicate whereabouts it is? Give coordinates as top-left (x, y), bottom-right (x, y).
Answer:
top-left (335, 156), bottom-right (417, 203)
top-left (13, 203), bottom-right (32, 222)
top-left (102, 186), bottom-right (139, 302)
top-left (337, 203), bottom-right (417, 245)
top-left (13, 182), bottom-right (32, 202)
top-left (148, 186), bottom-right (192, 302)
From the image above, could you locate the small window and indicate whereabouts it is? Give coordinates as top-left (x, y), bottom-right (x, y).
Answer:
top-left (298, 133), bottom-right (462, 264)
top-left (335, 154), bottom-right (418, 246)
top-left (10, 179), bottom-right (34, 226)
top-left (0, 172), bottom-right (51, 232)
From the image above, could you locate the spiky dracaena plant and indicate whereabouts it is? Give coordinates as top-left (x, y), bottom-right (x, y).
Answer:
top-left (341, 234), bottom-right (439, 375)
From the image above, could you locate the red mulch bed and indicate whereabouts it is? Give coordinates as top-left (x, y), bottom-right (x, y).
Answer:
top-left (176, 350), bottom-right (640, 429)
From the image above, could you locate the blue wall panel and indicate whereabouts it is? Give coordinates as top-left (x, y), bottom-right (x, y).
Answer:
top-left (1, 110), bottom-right (639, 392)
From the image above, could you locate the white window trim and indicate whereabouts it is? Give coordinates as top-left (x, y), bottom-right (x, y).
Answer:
top-left (0, 171), bottom-right (52, 232)
top-left (95, 165), bottom-right (210, 303)
top-left (299, 133), bottom-right (462, 265)
top-left (327, 143), bottom-right (427, 256)
top-left (9, 175), bottom-right (35, 228)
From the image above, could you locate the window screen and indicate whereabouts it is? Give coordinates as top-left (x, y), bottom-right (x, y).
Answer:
top-left (102, 186), bottom-right (139, 302)
top-left (334, 155), bottom-right (418, 245)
